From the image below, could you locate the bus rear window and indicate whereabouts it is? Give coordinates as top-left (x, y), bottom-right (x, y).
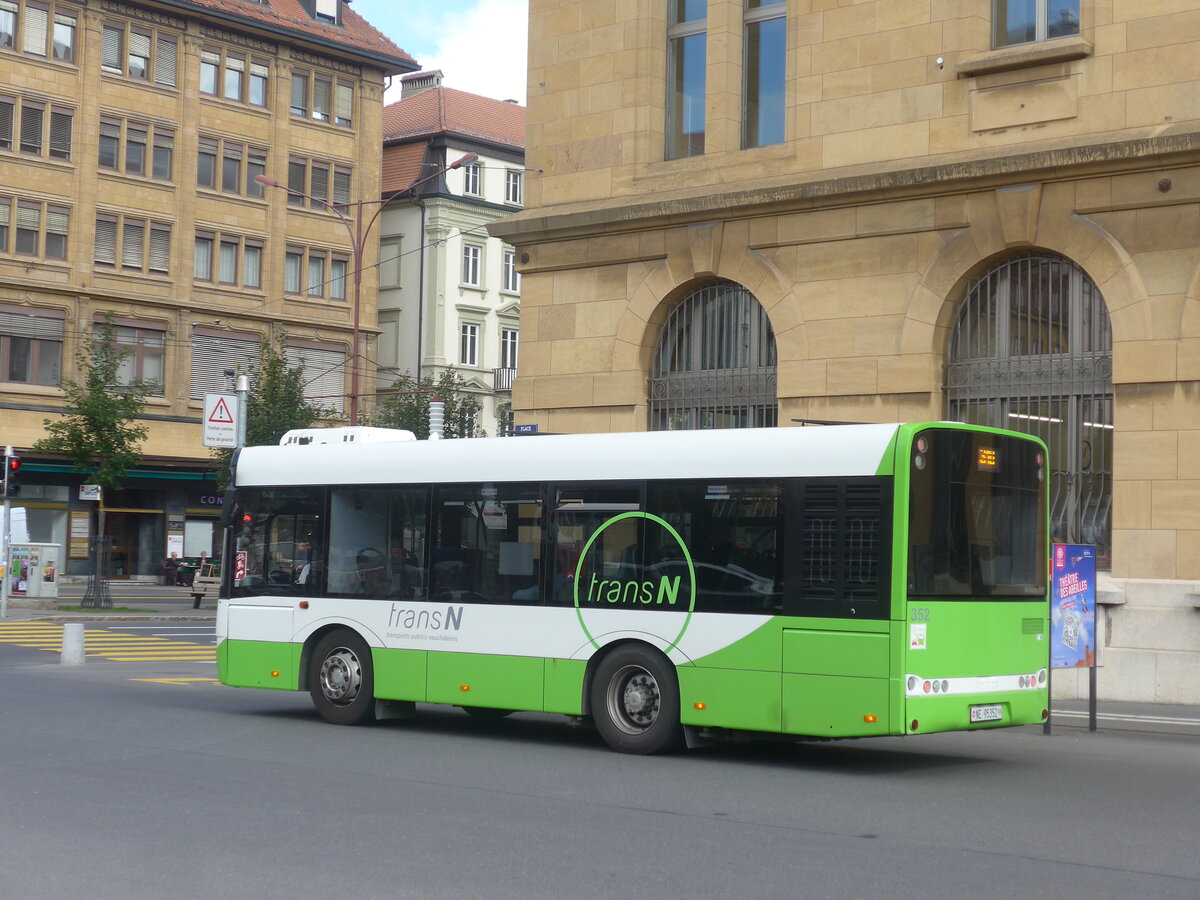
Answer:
top-left (908, 430), bottom-right (1046, 598)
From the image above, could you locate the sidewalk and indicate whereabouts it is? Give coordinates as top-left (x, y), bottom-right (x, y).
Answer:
top-left (1, 580), bottom-right (216, 620)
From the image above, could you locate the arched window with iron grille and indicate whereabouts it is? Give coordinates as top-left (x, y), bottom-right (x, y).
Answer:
top-left (945, 252), bottom-right (1113, 565)
top-left (650, 280), bottom-right (777, 430)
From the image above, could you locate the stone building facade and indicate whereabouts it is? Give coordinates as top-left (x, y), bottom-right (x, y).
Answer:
top-left (491, 0), bottom-right (1200, 704)
top-left (0, 0), bottom-right (414, 579)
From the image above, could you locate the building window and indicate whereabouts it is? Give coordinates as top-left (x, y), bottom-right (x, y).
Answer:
top-left (194, 230), bottom-right (264, 290)
top-left (462, 162), bottom-right (481, 196)
top-left (743, 0), bottom-right (785, 149)
top-left (198, 135), bottom-right (268, 197)
top-left (0, 1), bottom-right (76, 60)
top-left (285, 155), bottom-right (352, 210)
top-left (1, 197), bottom-right (67, 260)
top-left (314, 0), bottom-right (338, 25)
top-left (0, 307), bottom-right (63, 385)
top-left (199, 45), bottom-right (267, 106)
top-left (460, 322), bottom-right (479, 366)
top-left (291, 67), bottom-right (353, 127)
top-left (502, 250), bottom-right (520, 293)
top-left (667, 0), bottom-right (707, 160)
top-left (462, 244), bottom-right (482, 286)
top-left (0, 95), bottom-right (72, 161)
top-left (101, 20), bottom-right (177, 87)
top-left (96, 322), bottom-right (165, 394)
top-left (994, 0), bottom-right (1079, 48)
top-left (190, 331), bottom-right (260, 399)
top-left (946, 252), bottom-right (1112, 564)
top-left (505, 170), bottom-right (523, 205)
top-left (93, 213), bottom-right (167, 275)
top-left (501, 328), bottom-right (519, 369)
top-left (283, 245), bottom-right (346, 300)
top-left (650, 280), bottom-right (778, 430)
top-left (285, 343), bottom-right (345, 413)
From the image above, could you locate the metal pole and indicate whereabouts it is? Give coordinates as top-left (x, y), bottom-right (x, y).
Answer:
top-left (236, 374), bottom-right (250, 448)
top-left (1, 445), bottom-right (12, 619)
top-left (1088, 665), bottom-right (1098, 732)
top-left (351, 202), bottom-right (364, 426)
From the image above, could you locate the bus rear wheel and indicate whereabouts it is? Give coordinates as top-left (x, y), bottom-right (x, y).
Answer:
top-left (592, 646), bottom-right (683, 754)
top-left (310, 630), bottom-right (376, 726)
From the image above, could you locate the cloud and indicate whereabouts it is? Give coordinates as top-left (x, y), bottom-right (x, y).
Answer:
top-left (355, 0), bottom-right (528, 105)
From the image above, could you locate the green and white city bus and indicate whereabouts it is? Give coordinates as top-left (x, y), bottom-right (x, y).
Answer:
top-left (217, 422), bottom-right (1050, 754)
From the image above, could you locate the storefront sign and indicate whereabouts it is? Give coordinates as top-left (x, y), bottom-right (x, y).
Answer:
top-left (79, 484), bottom-right (101, 501)
top-left (69, 510), bottom-right (91, 558)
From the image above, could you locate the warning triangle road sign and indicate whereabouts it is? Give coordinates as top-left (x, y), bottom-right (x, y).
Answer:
top-left (208, 397), bottom-right (235, 423)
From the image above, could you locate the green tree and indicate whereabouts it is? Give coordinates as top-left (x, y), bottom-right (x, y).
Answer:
top-left (32, 317), bottom-right (151, 490)
top-left (32, 318), bottom-right (152, 594)
top-left (367, 369), bottom-right (484, 439)
top-left (210, 338), bottom-right (329, 488)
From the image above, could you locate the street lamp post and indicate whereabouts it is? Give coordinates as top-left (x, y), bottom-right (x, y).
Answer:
top-left (255, 151), bottom-right (478, 426)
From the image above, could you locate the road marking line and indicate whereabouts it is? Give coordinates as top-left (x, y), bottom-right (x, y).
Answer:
top-left (131, 677), bottom-right (219, 685)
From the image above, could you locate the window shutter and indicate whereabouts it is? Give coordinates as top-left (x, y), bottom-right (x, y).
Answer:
top-left (17, 202), bottom-right (40, 231)
top-left (23, 4), bottom-right (48, 56)
top-left (94, 216), bottom-right (117, 264)
top-left (0, 97), bottom-right (13, 150)
top-left (102, 24), bottom-right (122, 71)
top-left (155, 37), bottom-right (177, 86)
top-left (310, 163), bottom-right (329, 203)
top-left (190, 334), bottom-right (260, 399)
top-left (193, 234), bottom-right (213, 279)
top-left (45, 207), bottom-right (68, 235)
top-left (20, 102), bottom-right (44, 154)
top-left (149, 225), bottom-right (170, 273)
top-left (313, 76), bottom-right (331, 118)
top-left (0, 309), bottom-right (64, 339)
top-left (290, 72), bottom-right (308, 113)
top-left (333, 168), bottom-right (351, 205)
top-left (0, 199), bottom-right (9, 229)
top-left (335, 82), bottom-right (353, 123)
top-left (49, 108), bottom-right (72, 160)
top-left (122, 219), bottom-right (144, 268)
top-left (285, 345), bottom-right (344, 413)
top-left (129, 30), bottom-right (150, 59)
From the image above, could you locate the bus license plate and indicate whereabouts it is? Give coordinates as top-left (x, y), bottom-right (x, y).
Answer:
top-left (969, 704), bottom-right (1003, 723)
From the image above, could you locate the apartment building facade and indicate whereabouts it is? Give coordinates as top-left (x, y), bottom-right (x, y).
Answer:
top-left (492, 0), bottom-right (1200, 703)
top-left (0, 0), bottom-right (414, 578)
top-left (377, 71), bottom-right (526, 436)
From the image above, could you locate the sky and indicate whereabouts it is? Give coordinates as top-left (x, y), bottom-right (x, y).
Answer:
top-left (350, 0), bottom-right (529, 105)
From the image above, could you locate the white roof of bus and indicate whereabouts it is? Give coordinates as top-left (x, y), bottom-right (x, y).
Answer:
top-left (234, 424), bottom-right (902, 486)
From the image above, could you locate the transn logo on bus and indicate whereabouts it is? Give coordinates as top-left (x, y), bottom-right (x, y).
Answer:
top-left (573, 512), bottom-right (697, 653)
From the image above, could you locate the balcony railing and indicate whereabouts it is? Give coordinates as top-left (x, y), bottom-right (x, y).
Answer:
top-left (493, 367), bottom-right (516, 391)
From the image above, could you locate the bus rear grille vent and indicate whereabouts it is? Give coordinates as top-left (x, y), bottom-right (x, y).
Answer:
top-left (1021, 618), bottom-right (1043, 635)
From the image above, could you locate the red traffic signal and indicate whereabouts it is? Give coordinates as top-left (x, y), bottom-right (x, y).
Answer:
top-left (6, 456), bottom-right (19, 475)
top-left (3, 454), bottom-right (18, 497)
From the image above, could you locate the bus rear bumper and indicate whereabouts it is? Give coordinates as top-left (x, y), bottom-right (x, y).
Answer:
top-left (905, 690), bottom-right (1049, 734)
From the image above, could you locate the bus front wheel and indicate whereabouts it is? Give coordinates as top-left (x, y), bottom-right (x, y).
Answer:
top-left (310, 630), bottom-right (376, 726)
top-left (592, 646), bottom-right (683, 754)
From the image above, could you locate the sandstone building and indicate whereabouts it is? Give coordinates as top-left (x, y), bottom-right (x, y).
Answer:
top-left (0, 0), bottom-right (414, 577)
top-left (492, 0), bottom-right (1200, 704)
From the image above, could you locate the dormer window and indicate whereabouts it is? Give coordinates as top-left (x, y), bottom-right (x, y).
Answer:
top-left (315, 0), bottom-right (338, 25)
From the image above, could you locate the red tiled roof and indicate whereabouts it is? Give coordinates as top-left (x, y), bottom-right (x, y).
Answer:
top-left (169, 0), bottom-right (416, 68)
top-left (383, 86), bottom-right (525, 150)
top-left (381, 141), bottom-right (429, 193)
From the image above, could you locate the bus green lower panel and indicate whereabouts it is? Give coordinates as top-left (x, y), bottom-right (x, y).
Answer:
top-left (783, 629), bottom-right (890, 678)
top-left (427, 652), bottom-right (544, 711)
top-left (907, 690), bottom-right (1048, 734)
top-left (782, 673), bottom-right (892, 737)
top-left (372, 647), bottom-right (427, 702)
top-left (543, 658), bottom-right (586, 715)
top-left (220, 639), bottom-right (300, 690)
top-left (679, 667), bottom-right (781, 732)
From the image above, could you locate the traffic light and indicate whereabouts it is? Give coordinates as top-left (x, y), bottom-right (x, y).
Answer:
top-left (3, 454), bottom-right (19, 497)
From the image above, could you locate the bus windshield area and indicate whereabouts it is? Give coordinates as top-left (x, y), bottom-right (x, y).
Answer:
top-left (908, 430), bottom-right (1046, 599)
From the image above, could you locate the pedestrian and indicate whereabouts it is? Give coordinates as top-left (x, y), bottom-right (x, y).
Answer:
top-left (163, 552), bottom-right (180, 587)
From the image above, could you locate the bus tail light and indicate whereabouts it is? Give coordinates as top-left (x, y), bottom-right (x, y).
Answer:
top-left (1041, 709), bottom-right (1049, 720)
top-left (694, 702), bottom-right (707, 710)
top-left (910, 719), bottom-right (919, 732)
top-left (863, 714), bottom-right (877, 724)
top-left (460, 684), bottom-right (471, 692)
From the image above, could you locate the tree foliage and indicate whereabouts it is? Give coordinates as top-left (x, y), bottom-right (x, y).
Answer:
top-left (210, 337), bottom-right (328, 488)
top-left (32, 318), bottom-right (150, 490)
top-left (367, 369), bottom-right (484, 439)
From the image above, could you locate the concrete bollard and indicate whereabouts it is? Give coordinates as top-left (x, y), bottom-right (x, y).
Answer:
top-left (61, 623), bottom-right (85, 665)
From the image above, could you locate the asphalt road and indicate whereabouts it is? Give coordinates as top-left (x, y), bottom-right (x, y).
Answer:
top-left (2, 640), bottom-right (1198, 900)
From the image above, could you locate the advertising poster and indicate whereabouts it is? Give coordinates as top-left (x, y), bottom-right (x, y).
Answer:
top-left (1051, 544), bottom-right (1096, 669)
